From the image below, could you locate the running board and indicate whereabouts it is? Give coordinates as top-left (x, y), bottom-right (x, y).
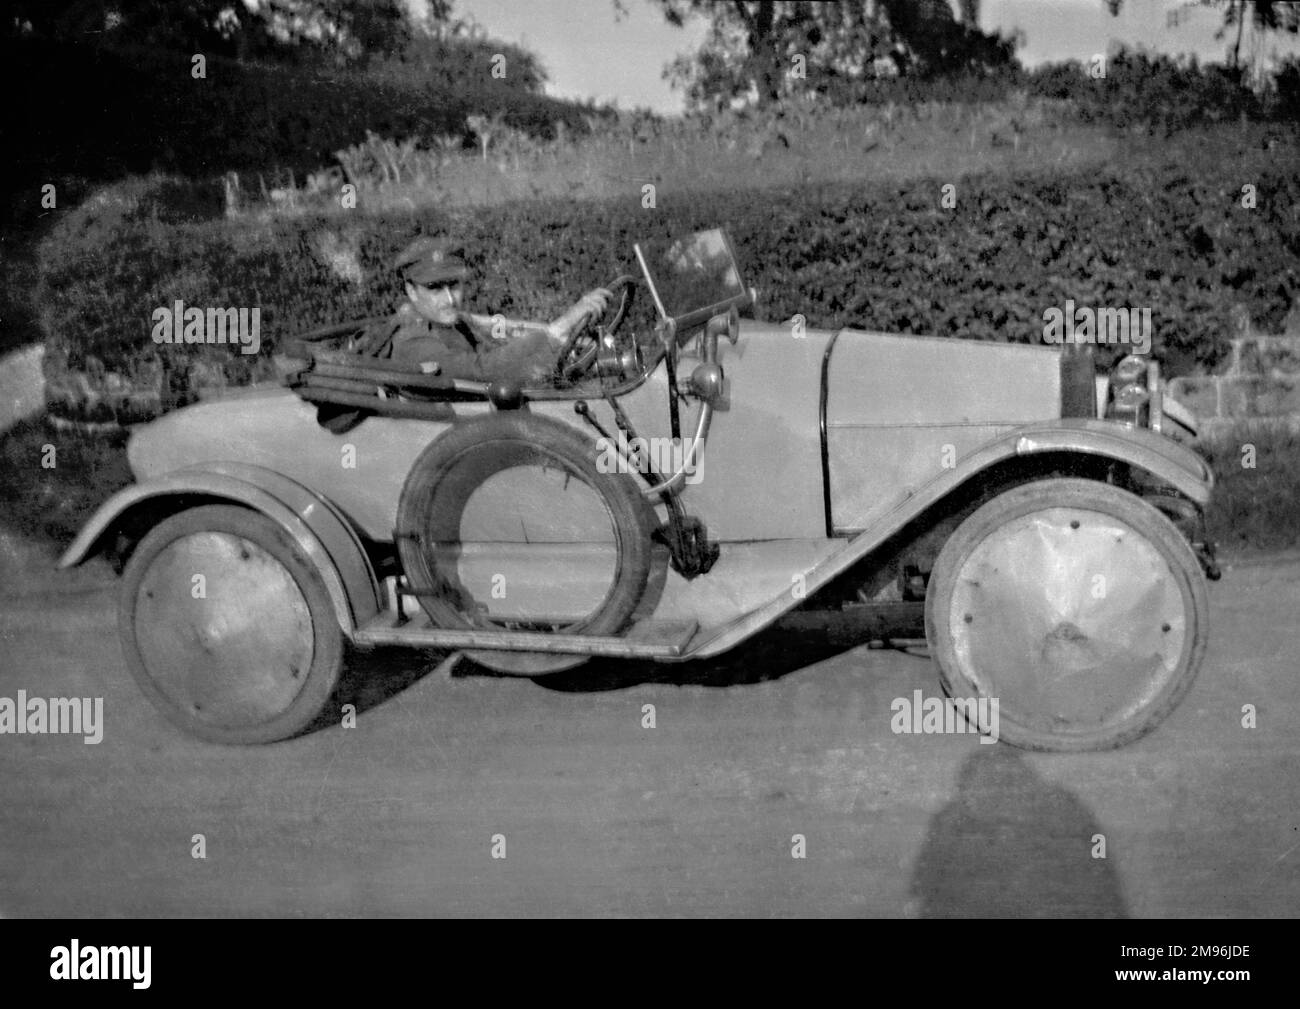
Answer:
top-left (353, 614), bottom-right (700, 658)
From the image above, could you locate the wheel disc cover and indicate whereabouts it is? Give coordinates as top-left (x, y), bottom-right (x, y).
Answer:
top-left (947, 507), bottom-right (1188, 734)
top-left (132, 531), bottom-right (315, 726)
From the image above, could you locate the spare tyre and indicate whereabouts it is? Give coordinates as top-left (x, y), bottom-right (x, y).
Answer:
top-left (396, 412), bottom-right (656, 674)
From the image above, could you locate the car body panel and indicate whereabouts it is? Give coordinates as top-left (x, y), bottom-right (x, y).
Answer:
top-left (534, 321), bottom-right (832, 541)
top-left (124, 387), bottom-right (453, 542)
top-left (826, 329), bottom-right (1063, 531)
top-left (827, 329), bottom-right (1063, 426)
top-left (644, 537), bottom-right (843, 630)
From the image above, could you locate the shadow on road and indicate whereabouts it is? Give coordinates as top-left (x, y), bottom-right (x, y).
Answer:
top-left (299, 643), bottom-right (456, 736)
top-left (513, 627), bottom-right (928, 693)
top-left (908, 746), bottom-right (1129, 918)
top-left (297, 625), bottom-right (930, 736)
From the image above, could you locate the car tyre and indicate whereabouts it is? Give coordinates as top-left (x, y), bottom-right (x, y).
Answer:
top-left (397, 413), bottom-right (656, 675)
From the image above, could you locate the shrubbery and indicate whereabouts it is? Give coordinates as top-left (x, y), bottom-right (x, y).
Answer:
top-left (1024, 50), bottom-right (1299, 133)
top-left (779, 49), bottom-right (1300, 131)
top-left (1202, 422), bottom-right (1300, 553)
top-left (37, 138), bottom-right (1299, 423)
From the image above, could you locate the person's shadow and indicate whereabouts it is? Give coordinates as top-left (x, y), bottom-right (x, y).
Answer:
top-left (908, 746), bottom-right (1129, 918)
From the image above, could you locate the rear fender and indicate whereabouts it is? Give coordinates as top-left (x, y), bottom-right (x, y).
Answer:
top-left (59, 462), bottom-right (382, 636)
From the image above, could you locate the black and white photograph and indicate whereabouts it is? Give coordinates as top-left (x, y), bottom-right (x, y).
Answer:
top-left (1, 0), bottom-right (1297, 941)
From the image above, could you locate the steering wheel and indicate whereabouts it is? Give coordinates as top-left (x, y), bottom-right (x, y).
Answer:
top-left (554, 275), bottom-right (638, 384)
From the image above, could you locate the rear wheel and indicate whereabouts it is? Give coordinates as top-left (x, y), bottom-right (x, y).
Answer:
top-left (397, 413), bottom-right (655, 675)
top-left (924, 478), bottom-right (1209, 751)
top-left (119, 505), bottom-right (344, 744)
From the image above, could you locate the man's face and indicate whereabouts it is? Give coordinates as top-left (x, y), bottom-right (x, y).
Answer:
top-left (407, 280), bottom-right (463, 325)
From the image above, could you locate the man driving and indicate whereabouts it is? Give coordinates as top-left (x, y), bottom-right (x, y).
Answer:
top-left (356, 237), bottom-right (611, 387)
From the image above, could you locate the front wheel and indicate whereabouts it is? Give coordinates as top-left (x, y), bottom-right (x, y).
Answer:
top-left (118, 505), bottom-right (344, 744)
top-left (924, 478), bottom-right (1209, 751)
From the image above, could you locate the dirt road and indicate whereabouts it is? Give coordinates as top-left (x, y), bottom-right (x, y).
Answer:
top-left (0, 553), bottom-right (1296, 917)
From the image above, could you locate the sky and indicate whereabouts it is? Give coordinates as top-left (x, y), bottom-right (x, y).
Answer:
top-left (448, 0), bottom-right (707, 111)
top-left (436, 0), bottom-right (1300, 115)
top-left (984, 0), bottom-right (1300, 67)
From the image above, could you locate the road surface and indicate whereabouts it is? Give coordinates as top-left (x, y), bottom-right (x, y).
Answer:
top-left (1, 550), bottom-right (1296, 917)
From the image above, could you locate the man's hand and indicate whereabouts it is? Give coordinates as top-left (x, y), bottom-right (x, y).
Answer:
top-left (548, 287), bottom-right (612, 342)
top-left (576, 287), bottom-right (613, 319)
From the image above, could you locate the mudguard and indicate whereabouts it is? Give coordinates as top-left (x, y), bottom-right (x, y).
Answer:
top-left (830, 417), bottom-right (1212, 533)
top-left (1001, 418), bottom-right (1213, 501)
top-left (59, 461), bottom-right (382, 636)
top-left (871, 417), bottom-right (1214, 524)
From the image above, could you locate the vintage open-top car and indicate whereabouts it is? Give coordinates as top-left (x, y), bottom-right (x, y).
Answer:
top-left (61, 227), bottom-right (1219, 750)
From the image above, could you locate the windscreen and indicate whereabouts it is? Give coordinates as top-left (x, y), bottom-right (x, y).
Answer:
top-left (635, 228), bottom-right (746, 325)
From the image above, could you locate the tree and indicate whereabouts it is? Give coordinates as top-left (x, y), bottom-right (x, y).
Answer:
top-left (652, 0), bottom-right (1018, 111)
top-left (1107, 0), bottom-right (1300, 71)
top-left (3, 0), bottom-right (422, 64)
top-left (372, 29), bottom-right (551, 96)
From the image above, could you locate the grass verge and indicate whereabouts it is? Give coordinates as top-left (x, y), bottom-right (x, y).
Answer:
top-left (0, 416), bottom-right (133, 552)
top-left (1201, 423), bottom-right (1300, 556)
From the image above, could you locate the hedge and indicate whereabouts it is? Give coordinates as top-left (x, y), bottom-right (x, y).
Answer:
top-left (37, 144), bottom-right (1299, 422)
top-left (1023, 50), bottom-right (1300, 133)
top-left (801, 51), bottom-right (1300, 130)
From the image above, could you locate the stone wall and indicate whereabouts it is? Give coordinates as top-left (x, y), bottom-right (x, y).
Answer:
top-left (1167, 318), bottom-right (1300, 443)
